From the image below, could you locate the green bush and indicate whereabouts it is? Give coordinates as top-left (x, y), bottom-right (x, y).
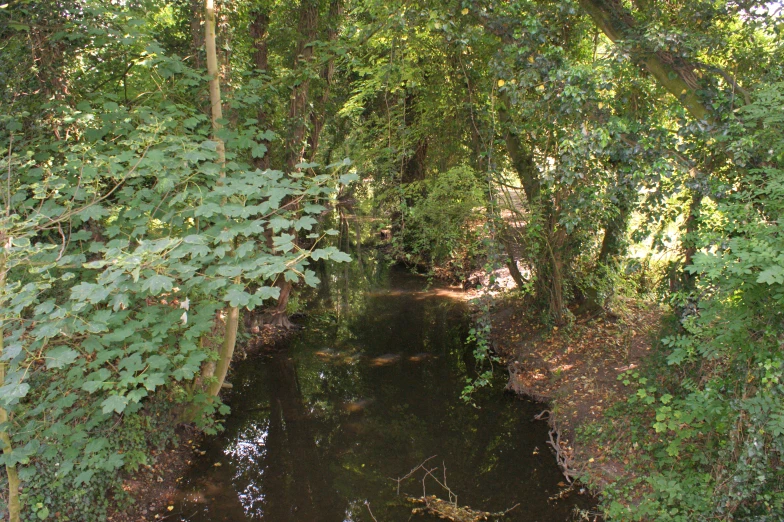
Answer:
top-left (593, 82), bottom-right (784, 522)
top-left (397, 165), bottom-right (487, 279)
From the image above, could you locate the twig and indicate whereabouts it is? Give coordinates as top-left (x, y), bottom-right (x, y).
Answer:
top-left (393, 455), bottom-right (437, 495)
top-left (534, 409), bottom-right (551, 421)
top-left (56, 222), bottom-right (67, 261)
top-left (5, 135), bottom-right (11, 219)
top-left (364, 500), bottom-right (379, 522)
top-left (421, 465), bottom-right (458, 508)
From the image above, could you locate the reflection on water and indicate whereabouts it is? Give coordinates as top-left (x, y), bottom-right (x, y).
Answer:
top-left (167, 247), bottom-right (595, 521)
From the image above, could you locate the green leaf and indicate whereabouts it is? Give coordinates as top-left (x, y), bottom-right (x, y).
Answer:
top-left (70, 282), bottom-right (111, 304)
top-left (0, 382), bottom-right (29, 405)
top-left (224, 286), bottom-right (251, 308)
top-left (74, 470), bottom-right (95, 486)
top-left (46, 346), bottom-right (79, 369)
top-left (331, 251), bottom-right (352, 263)
top-left (339, 173), bottom-right (359, 185)
top-left (144, 274), bottom-right (174, 295)
top-left (758, 266), bottom-right (784, 285)
top-left (101, 394), bottom-right (129, 414)
top-left (294, 216), bottom-right (318, 231)
top-left (295, 161), bottom-right (319, 169)
top-left (251, 143), bottom-right (268, 158)
top-left (255, 286), bottom-right (281, 300)
top-left (78, 204), bottom-right (108, 222)
top-left (127, 388), bottom-right (148, 403)
top-left (144, 373), bottom-right (166, 391)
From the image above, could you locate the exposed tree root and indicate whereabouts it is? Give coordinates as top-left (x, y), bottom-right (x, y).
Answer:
top-left (265, 311), bottom-right (295, 329)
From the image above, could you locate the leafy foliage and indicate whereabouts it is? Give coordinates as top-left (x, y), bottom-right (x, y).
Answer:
top-left (0, 1), bottom-right (354, 519)
top-left (396, 166), bottom-right (487, 279)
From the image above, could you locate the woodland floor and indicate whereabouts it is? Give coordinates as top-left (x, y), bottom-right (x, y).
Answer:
top-left (489, 295), bottom-right (664, 491)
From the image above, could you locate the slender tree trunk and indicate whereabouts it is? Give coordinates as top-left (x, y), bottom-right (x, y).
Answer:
top-left (499, 226), bottom-right (527, 288)
top-left (308, 0), bottom-right (343, 162)
top-left (286, 0), bottom-right (319, 171)
top-left (497, 93), bottom-right (541, 204)
top-left (497, 92), bottom-right (567, 322)
top-left (598, 199), bottom-right (631, 266)
top-left (679, 189), bottom-right (703, 291)
top-left (190, 0), bottom-right (204, 69)
top-left (203, 0), bottom-right (239, 395)
top-left (401, 140), bottom-right (428, 184)
top-left (0, 254), bottom-right (20, 522)
top-left (582, 172), bottom-right (634, 311)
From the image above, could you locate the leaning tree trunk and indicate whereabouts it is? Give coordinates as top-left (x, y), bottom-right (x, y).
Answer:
top-left (578, 0), bottom-right (711, 121)
top-left (678, 188), bottom-right (703, 293)
top-left (582, 169), bottom-right (635, 312)
top-left (202, 0), bottom-right (239, 395)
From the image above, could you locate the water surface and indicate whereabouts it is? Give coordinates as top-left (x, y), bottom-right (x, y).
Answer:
top-left (167, 255), bottom-right (594, 521)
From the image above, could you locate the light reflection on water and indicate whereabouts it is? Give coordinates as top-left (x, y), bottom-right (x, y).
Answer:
top-left (166, 251), bottom-right (595, 521)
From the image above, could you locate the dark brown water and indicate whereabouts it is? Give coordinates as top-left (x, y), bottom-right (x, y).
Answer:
top-left (165, 257), bottom-right (595, 521)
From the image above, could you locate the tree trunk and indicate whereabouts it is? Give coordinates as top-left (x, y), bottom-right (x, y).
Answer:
top-left (497, 92), bottom-right (567, 323)
top-left (286, 0), bottom-right (319, 171)
top-left (250, 7), bottom-right (271, 169)
top-left (598, 195), bottom-right (632, 266)
top-left (497, 93), bottom-right (541, 205)
top-left (581, 172), bottom-right (635, 312)
top-left (0, 255), bottom-right (21, 522)
top-left (499, 226), bottom-right (527, 288)
top-left (190, 0), bottom-right (203, 69)
top-left (308, 0), bottom-right (343, 162)
top-left (203, 0), bottom-right (239, 395)
top-left (269, 0), bottom-right (320, 326)
top-left (679, 189), bottom-right (703, 292)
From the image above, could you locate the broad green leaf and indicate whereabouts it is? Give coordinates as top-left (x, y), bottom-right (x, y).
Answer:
top-left (758, 266), bottom-right (784, 285)
top-left (224, 286), bottom-right (251, 308)
top-left (101, 394), bottom-right (129, 414)
top-left (46, 346), bottom-right (79, 369)
top-left (144, 274), bottom-right (174, 295)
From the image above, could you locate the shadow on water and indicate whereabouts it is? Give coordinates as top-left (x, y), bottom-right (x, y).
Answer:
top-left (167, 240), bottom-right (596, 521)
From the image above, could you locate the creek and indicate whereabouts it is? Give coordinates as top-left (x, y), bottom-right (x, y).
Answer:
top-left (165, 250), bottom-right (595, 521)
